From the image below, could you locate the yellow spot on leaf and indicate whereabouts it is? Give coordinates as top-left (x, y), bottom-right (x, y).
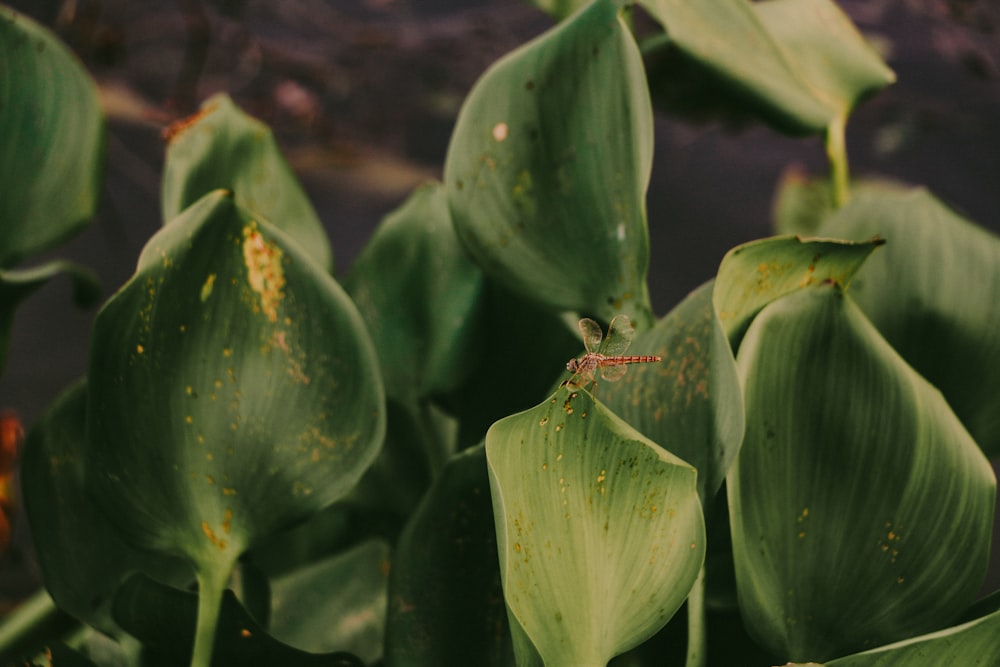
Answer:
top-left (136, 344), bottom-right (145, 354)
top-left (200, 273), bottom-right (216, 302)
top-left (242, 223), bottom-right (286, 323)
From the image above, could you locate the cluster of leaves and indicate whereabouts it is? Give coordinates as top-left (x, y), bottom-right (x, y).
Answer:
top-left (2, 0), bottom-right (1000, 666)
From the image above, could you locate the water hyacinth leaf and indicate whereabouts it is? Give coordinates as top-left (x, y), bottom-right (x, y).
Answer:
top-left (345, 182), bottom-right (486, 402)
top-left (112, 574), bottom-right (364, 667)
top-left (640, 0), bottom-right (893, 135)
top-left (86, 190), bottom-right (384, 661)
top-left (445, 0), bottom-right (654, 325)
top-left (487, 386), bottom-right (704, 666)
top-left (21, 381), bottom-right (191, 634)
top-left (729, 285), bottom-right (995, 662)
top-left (812, 606), bottom-right (1000, 666)
top-left (0, 262), bottom-right (100, 373)
top-left (0, 7), bottom-right (105, 268)
top-left (771, 167), bottom-right (908, 236)
top-left (162, 94), bottom-right (333, 272)
top-left (814, 188), bottom-right (1000, 457)
top-left (437, 280), bottom-right (581, 449)
top-left (269, 539), bottom-right (390, 663)
top-left (712, 235), bottom-right (883, 349)
top-left (523, 0), bottom-right (593, 21)
top-left (598, 281), bottom-right (743, 505)
top-left (385, 445), bottom-right (512, 667)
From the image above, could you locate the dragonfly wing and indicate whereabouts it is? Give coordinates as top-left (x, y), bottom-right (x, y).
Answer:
top-left (578, 318), bottom-right (604, 353)
top-left (601, 314), bottom-right (634, 356)
top-left (600, 364), bottom-right (628, 382)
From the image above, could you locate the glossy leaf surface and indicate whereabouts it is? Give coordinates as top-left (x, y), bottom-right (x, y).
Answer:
top-left (385, 445), bottom-right (512, 667)
top-left (487, 386), bottom-right (704, 666)
top-left (21, 381), bottom-right (191, 634)
top-left (640, 0), bottom-right (893, 135)
top-left (445, 0), bottom-right (654, 325)
top-left (270, 539), bottom-right (390, 664)
top-left (729, 285), bottom-right (995, 661)
top-left (0, 7), bottom-right (105, 268)
top-left (598, 281), bottom-right (743, 505)
top-left (112, 574), bottom-right (364, 667)
top-left (345, 182), bottom-right (485, 402)
top-left (815, 187), bottom-right (1000, 456)
top-left (162, 94), bottom-right (333, 272)
top-left (87, 190), bottom-right (384, 574)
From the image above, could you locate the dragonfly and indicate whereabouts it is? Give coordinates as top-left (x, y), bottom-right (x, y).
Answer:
top-left (565, 314), bottom-right (661, 392)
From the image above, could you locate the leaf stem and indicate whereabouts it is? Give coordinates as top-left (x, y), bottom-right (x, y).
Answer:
top-left (825, 115), bottom-right (850, 208)
top-left (0, 589), bottom-right (75, 661)
top-left (191, 563), bottom-right (231, 667)
top-left (685, 563), bottom-right (707, 667)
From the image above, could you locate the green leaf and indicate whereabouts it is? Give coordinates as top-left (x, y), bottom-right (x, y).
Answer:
top-left (640, 0), bottom-right (894, 135)
top-left (598, 281), bottom-right (744, 505)
top-left (814, 187), bottom-right (1000, 457)
top-left (0, 7), bottom-right (105, 268)
top-left (270, 539), bottom-right (390, 663)
top-left (385, 445), bottom-right (513, 667)
top-left (86, 190), bottom-right (385, 663)
top-left (523, 0), bottom-right (593, 21)
top-left (728, 285), bottom-right (995, 662)
top-left (112, 574), bottom-right (365, 667)
top-left (436, 280), bottom-right (582, 449)
top-left (771, 167), bottom-right (908, 236)
top-left (487, 385), bottom-right (705, 666)
top-left (0, 262), bottom-right (100, 373)
top-left (445, 0), bottom-right (654, 325)
top-left (162, 94), bottom-right (333, 272)
top-left (817, 607), bottom-right (1000, 666)
top-left (345, 182), bottom-right (486, 402)
top-left (21, 381), bottom-right (191, 634)
top-left (713, 235), bottom-right (884, 349)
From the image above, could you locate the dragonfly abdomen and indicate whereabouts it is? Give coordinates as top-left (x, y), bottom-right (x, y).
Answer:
top-left (598, 354), bottom-right (662, 366)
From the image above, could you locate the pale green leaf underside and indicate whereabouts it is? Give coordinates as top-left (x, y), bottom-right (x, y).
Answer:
top-left (713, 235), bottom-right (883, 349)
top-left (487, 385), bottom-right (704, 666)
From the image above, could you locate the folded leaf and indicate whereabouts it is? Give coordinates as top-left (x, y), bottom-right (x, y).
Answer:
top-left (640, 0), bottom-right (894, 135)
top-left (21, 381), bottom-right (191, 635)
top-left (345, 182), bottom-right (486, 402)
top-left (815, 187), bottom-right (1000, 457)
top-left (729, 285), bottom-right (995, 661)
top-left (487, 385), bottom-right (704, 666)
top-left (385, 446), bottom-right (512, 667)
top-left (162, 94), bottom-right (333, 272)
top-left (0, 7), bottom-right (104, 268)
top-left (598, 281), bottom-right (743, 505)
top-left (445, 0), bottom-right (654, 325)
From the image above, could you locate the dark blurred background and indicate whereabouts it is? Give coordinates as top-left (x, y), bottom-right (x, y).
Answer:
top-left (1, 0), bottom-right (998, 610)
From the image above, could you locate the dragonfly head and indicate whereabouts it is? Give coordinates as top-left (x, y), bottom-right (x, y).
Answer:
top-left (566, 358), bottom-right (579, 372)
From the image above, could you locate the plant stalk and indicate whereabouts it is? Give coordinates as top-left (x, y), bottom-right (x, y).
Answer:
top-left (825, 115), bottom-right (850, 208)
top-left (0, 588), bottom-right (78, 662)
top-left (191, 563), bottom-right (231, 667)
top-left (685, 563), bottom-right (707, 667)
